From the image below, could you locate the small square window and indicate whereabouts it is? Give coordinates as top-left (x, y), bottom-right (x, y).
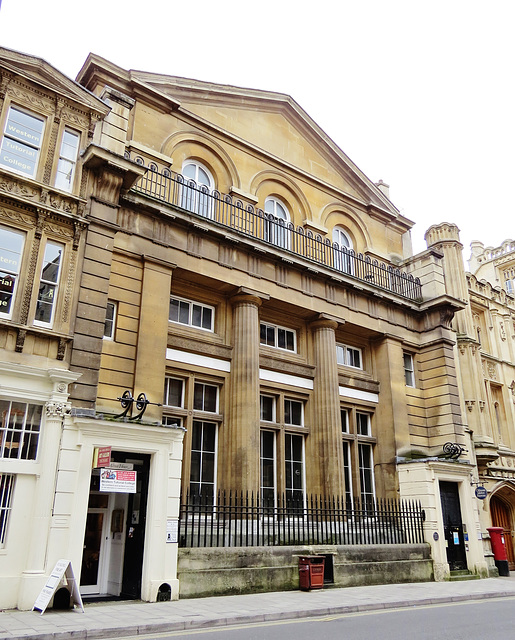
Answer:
top-left (336, 343), bottom-right (362, 369)
top-left (260, 395), bottom-right (275, 422)
top-left (164, 378), bottom-right (184, 407)
top-left (193, 382), bottom-right (218, 413)
top-left (260, 322), bottom-right (296, 352)
top-left (169, 296), bottom-right (214, 331)
top-left (285, 399), bottom-right (303, 426)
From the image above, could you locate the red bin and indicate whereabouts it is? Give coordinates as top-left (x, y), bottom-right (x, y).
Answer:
top-left (487, 526), bottom-right (510, 576)
top-left (298, 555), bottom-right (325, 590)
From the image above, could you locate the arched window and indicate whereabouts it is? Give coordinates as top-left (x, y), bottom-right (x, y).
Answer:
top-left (181, 160), bottom-right (215, 218)
top-left (264, 196), bottom-right (290, 248)
top-left (332, 226), bottom-right (353, 273)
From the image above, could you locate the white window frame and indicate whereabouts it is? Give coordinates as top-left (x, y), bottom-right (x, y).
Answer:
top-left (284, 398), bottom-right (304, 427)
top-left (181, 160), bottom-right (215, 218)
top-left (0, 473), bottom-right (15, 548)
top-left (403, 352), bottom-right (416, 387)
top-left (193, 382), bottom-right (219, 413)
top-left (260, 394), bottom-right (276, 422)
top-left (0, 105), bottom-right (45, 178)
top-left (264, 196), bottom-right (291, 249)
top-left (332, 226), bottom-right (353, 274)
top-left (33, 240), bottom-right (64, 328)
top-left (284, 433), bottom-right (305, 506)
top-left (189, 420), bottom-right (218, 501)
top-left (260, 430), bottom-right (276, 506)
top-left (169, 296), bottom-right (214, 332)
top-left (336, 343), bottom-right (362, 369)
top-left (164, 377), bottom-right (185, 408)
top-left (260, 321), bottom-right (296, 352)
top-left (356, 412), bottom-right (371, 437)
top-left (0, 401), bottom-right (43, 460)
top-left (0, 225), bottom-right (25, 320)
top-left (103, 301), bottom-right (117, 340)
top-left (54, 128), bottom-right (80, 192)
top-left (342, 440), bottom-right (353, 506)
top-left (358, 442), bottom-right (376, 506)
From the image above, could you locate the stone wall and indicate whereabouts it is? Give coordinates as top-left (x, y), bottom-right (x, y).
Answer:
top-left (177, 544), bottom-right (433, 598)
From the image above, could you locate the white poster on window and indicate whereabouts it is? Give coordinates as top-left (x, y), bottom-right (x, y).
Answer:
top-left (100, 469), bottom-right (137, 493)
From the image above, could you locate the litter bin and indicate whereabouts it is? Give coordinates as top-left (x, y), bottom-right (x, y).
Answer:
top-left (487, 526), bottom-right (510, 576)
top-left (298, 555), bottom-right (325, 590)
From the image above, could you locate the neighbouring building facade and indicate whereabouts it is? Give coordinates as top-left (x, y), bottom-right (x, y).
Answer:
top-left (435, 233), bottom-right (515, 570)
top-left (0, 46), bottom-right (501, 610)
top-left (0, 48), bottom-right (184, 611)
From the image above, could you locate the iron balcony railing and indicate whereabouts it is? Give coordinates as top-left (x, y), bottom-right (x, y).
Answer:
top-left (130, 163), bottom-right (423, 302)
top-left (179, 491), bottom-right (425, 548)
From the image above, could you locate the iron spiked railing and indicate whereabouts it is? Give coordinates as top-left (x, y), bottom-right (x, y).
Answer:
top-left (129, 164), bottom-right (423, 302)
top-left (179, 490), bottom-right (425, 548)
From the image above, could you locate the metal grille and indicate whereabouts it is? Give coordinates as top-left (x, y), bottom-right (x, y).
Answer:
top-left (0, 474), bottom-right (14, 547)
top-left (179, 491), bottom-right (425, 548)
top-left (131, 167), bottom-right (422, 302)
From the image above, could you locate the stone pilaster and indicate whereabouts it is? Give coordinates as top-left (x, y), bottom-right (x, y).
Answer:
top-left (133, 257), bottom-right (175, 422)
top-left (226, 293), bottom-right (262, 494)
top-left (309, 317), bottom-right (344, 497)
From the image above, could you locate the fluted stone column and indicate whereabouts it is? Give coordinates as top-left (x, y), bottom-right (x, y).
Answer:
top-left (226, 293), bottom-right (262, 495)
top-left (310, 317), bottom-right (344, 497)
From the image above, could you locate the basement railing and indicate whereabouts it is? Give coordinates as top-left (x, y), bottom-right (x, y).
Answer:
top-left (179, 491), bottom-right (425, 548)
top-left (129, 161), bottom-right (423, 302)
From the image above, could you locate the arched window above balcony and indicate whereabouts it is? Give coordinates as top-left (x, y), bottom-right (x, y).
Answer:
top-left (332, 226), bottom-right (353, 273)
top-left (264, 196), bottom-right (290, 248)
top-left (181, 160), bottom-right (215, 218)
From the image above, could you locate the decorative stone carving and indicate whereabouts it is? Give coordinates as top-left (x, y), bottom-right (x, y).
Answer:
top-left (45, 401), bottom-right (71, 418)
top-left (488, 361), bottom-right (497, 380)
top-left (465, 400), bottom-right (475, 412)
top-left (500, 322), bottom-right (506, 341)
top-left (15, 328), bottom-right (26, 353)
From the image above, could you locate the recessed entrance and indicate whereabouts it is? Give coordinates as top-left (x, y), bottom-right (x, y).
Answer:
top-left (80, 451), bottom-right (150, 600)
top-left (439, 481), bottom-right (467, 571)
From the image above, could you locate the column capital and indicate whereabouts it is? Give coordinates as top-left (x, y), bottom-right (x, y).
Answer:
top-left (310, 314), bottom-right (340, 332)
top-left (230, 287), bottom-right (269, 308)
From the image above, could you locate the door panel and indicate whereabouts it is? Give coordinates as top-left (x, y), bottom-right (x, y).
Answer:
top-left (440, 481), bottom-right (467, 571)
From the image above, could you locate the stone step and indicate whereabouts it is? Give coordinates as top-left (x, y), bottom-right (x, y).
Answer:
top-left (449, 570), bottom-right (480, 581)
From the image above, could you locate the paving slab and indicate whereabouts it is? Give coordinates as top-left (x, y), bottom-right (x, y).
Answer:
top-left (1, 577), bottom-right (515, 640)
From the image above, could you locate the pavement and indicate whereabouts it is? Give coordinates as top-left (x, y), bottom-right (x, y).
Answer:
top-left (2, 577), bottom-right (515, 640)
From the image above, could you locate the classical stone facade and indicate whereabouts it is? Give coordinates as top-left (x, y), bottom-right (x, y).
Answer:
top-left (1, 45), bottom-right (498, 610)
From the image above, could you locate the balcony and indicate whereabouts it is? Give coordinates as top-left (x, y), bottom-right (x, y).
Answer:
top-left (129, 161), bottom-right (422, 302)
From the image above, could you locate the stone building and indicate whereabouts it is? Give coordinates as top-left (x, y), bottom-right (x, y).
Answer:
top-left (0, 47), bottom-right (184, 611)
top-left (0, 45), bottom-right (496, 609)
top-left (71, 54), bottom-right (487, 590)
top-left (435, 232), bottom-right (515, 570)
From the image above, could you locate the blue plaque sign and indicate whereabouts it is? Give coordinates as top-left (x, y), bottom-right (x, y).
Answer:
top-left (475, 486), bottom-right (488, 500)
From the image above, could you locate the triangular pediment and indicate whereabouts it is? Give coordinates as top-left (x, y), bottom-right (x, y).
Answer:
top-left (0, 47), bottom-right (108, 115)
top-left (130, 70), bottom-right (400, 217)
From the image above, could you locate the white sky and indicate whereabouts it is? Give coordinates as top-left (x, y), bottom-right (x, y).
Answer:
top-left (2, 0), bottom-right (514, 261)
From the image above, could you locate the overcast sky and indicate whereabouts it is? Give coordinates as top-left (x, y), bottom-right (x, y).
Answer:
top-left (2, 0), bottom-right (513, 262)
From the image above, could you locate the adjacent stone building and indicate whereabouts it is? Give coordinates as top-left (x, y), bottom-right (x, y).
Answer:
top-left (436, 233), bottom-right (515, 570)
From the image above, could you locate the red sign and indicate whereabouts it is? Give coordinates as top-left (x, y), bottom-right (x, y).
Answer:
top-left (93, 446), bottom-right (112, 468)
top-left (100, 469), bottom-right (137, 493)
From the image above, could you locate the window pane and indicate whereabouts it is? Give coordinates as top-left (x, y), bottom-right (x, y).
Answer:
top-left (165, 378), bottom-right (183, 407)
top-left (193, 384), bottom-right (203, 411)
top-left (169, 298), bottom-right (179, 322)
top-left (192, 304), bottom-right (202, 327)
top-left (0, 227), bottom-right (24, 316)
top-left (178, 300), bottom-right (189, 324)
top-left (357, 413), bottom-right (370, 436)
top-left (0, 107), bottom-right (44, 178)
top-left (266, 326), bottom-right (275, 346)
top-left (341, 409), bottom-right (349, 433)
top-left (201, 307), bottom-right (212, 330)
top-left (203, 385), bottom-right (217, 412)
top-left (285, 400), bottom-right (302, 426)
top-left (260, 395), bottom-right (274, 421)
top-left (277, 328), bottom-right (286, 349)
top-left (285, 331), bottom-right (294, 351)
top-left (0, 401), bottom-right (42, 460)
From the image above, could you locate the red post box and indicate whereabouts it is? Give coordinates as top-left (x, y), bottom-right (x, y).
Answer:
top-left (298, 555), bottom-right (325, 590)
top-left (487, 526), bottom-right (510, 576)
